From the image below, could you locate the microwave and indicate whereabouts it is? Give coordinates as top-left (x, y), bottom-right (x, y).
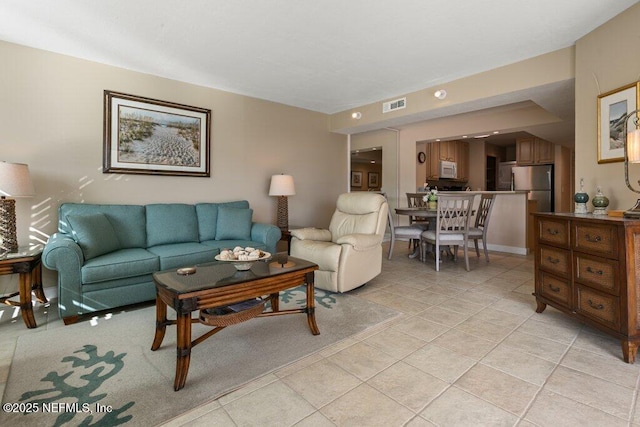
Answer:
top-left (440, 160), bottom-right (457, 179)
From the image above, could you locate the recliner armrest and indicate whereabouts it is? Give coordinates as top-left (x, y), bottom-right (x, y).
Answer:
top-left (335, 233), bottom-right (382, 251)
top-left (290, 228), bottom-right (332, 241)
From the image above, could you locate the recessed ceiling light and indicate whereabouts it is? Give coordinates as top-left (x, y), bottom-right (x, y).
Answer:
top-left (434, 89), bottom-right (447, 100)
top-left (370, 160), bottom-right (375, 163)
top-left (351, 112), bottom-right (362, 119)
top-left (435, 139), bottom-right (441, 142)
top-left (474, 134), bottom-right (491, 139)
top-left (493, 131), bottom-right (499, 134)
top-left (462, 136), bottom-right (468, 139)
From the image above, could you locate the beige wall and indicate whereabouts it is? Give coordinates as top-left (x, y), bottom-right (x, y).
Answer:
top-left (575, 3), bottom-right (640, 210)
top-left (0, 41), bottom-right (346, 273)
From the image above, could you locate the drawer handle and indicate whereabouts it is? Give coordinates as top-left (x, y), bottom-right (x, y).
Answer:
top-left (584, 234), bottom-right (602, 243)
top-left (547, 284), bottom-right (561, 293)
top-left (587, 299), bottom-right (605, 310)
top-left (586, 266), bottom-right (604, 276)
top-left (546, 257), bottom-right (560, 265)
top-left (546, 228), bottom-right (559, 236)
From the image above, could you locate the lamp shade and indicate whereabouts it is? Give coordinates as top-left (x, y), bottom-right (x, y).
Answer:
top-left (0, 162), bottom-right (35, 197)
top-left (628, 129), bottom-right (640, 163)
top-left (269, 174), bottom-right (296, 196)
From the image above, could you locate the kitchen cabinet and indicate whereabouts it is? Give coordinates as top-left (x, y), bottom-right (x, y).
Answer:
top-left (438, 140), bottom-right (456, 162)
top-left (516, 137), bottom-right (554, 165)
top-left (456, 140), bottom-right (469, 181)
top-left (419, 140), bottom-right (469, 181)
top-left (533, 212), bottom-right (640, 363)
top-left (426, 141), bottom-right (439, 180)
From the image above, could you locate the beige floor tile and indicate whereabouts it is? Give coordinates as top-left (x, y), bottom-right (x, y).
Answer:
top-left (572, 328), bottom-right (624, 359)
top-left (222, 380), bottom-right (315, 426)
top-left (403, 344), bottom-right (476, 383)
top-left (454, 364), bottom-right (540, 416)
top-left (481, 345), bottom-right (556, 386)
top-left (431, 328), bottom-right (496, 360)
top-left (367, 361), bottom-right (449, 412)
top-left (489, 293), bottom-right (538, 316)
top-left (405, 416), bottom-right (437, 426)
top-left (178, 406), bottom-right (236, 427)
top-left (437, 298), bottom-right (485, 316)
top-left (471, 307), bottom-right (529, 329)
top-left (516, 317), bottom-right (581, 345)
top-left (525, 389), bottom-right (628, 427)
top-left (544, 365), bottom-right (635, 419)
top-left (293, 411), bottom-right (335, 426)
top-left (419, 386), bottom-right (519, 426)
top-left (412, 290), bottom-right (452, 305)
top-left (320, 383), bottom-right (414, 427)
top-left (453, 317), bottom-right (513, 343)
top-left (392, 316), bottom-right (450, 342)
top-left (359, 290), bottom-right (428, 314)
top-left (561, 347), bottom-right (640, 389)
top-left (417, 305), bottom-right (470, 327)
top-left (501, 331), bottom-right (569, 363)
top-left (327, 341), bottom-right (398, 381)
top-left (280, 359), bottom-right (361, 409)
top-left (363, 327), bottom-right (427, 359)
top-left (455, 290), bottom-right (500, 306)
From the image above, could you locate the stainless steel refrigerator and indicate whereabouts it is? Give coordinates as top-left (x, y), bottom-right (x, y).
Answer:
top-left (512, 165), bottom-right (554, 212)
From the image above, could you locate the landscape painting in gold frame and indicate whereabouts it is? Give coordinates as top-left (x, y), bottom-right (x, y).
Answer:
top-left (597, 82), bottom-right (640, 164)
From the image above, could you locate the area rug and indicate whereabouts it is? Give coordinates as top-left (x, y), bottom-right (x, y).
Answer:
top-left (1, 287), bottom-right (399, 426)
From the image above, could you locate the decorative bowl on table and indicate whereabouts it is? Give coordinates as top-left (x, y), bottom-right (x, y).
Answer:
top-left (214, 247), bottom-right (271, 270)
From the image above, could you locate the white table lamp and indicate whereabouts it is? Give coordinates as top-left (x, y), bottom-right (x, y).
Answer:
top-left (269, 174), bottom-right (295, 231)
top-left (0, 162), bottom-right (35, 252)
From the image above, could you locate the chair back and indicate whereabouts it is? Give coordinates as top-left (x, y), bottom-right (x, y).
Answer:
top-left (329, 192), bottom-right (388, 242)
top-left (435, 194), bottom-right (474, 236)
top-left (406, 193), bottom-right (428, 208)
top-left (474, 194), bottom-right (496, 229)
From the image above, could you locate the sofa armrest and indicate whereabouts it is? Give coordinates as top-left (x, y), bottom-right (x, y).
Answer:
top-left (290, 228), bottom-right (332, 242)
top-left (335, 233), bottom-right (382, 251)
top-left (250, 222), bottom-right (282, 254)
top-left (42, 232), bottom-right (85, 320)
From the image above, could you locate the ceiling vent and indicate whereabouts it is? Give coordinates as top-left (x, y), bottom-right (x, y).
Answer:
top-left (382, 97), bottom-right (406, 113)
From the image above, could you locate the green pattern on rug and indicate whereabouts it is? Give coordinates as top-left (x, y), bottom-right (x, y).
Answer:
top-left (19, 345), bottom-right (133, 426)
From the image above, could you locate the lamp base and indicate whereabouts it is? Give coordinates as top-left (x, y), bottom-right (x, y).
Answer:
top-left (276, 195), bottom-right (289, 231)
top-left (624, 199), bottom-right (640, 218)
top-left (0, 197), bottom-right (18, 253)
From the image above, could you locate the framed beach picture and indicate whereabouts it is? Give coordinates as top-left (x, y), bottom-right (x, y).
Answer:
top-left (351, 171), bottom-right (362, 187)
top-left (103, 91), bottom-right (211, 176)
top-left (597, 82), bottom-right (640, 163)
top-left (368, 172), bottom-right (379, 188)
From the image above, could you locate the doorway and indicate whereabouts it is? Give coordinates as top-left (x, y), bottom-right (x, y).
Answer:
top-left (350, 148), bottom-right (382, 192)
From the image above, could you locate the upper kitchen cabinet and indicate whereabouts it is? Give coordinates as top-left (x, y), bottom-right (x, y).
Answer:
top-left (456, 140), bottom-right (469, 181)
top-left (516, 137), bottom-right (554, 165)
top-left (418, 140), bottom-right (469, 181)
top-left (438, 140), bottom-right (456, 162)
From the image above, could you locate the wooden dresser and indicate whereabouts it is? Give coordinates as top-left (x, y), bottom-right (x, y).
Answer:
top-left (533, 212), bottom-right (640, 363)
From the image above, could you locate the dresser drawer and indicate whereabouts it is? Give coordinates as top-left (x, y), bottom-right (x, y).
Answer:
top-left (538, 218), bottom-right (569, 247)
top-left (576, 285), bottom-right (620, 331)
top-left (574, 254), bottom-right (619, 295)
top-left (537, 271), bottom-right (571, 308)
top-left (539, 245), bottom-right (570, 277)
top-left (573, 223), bottom-right (618, 258)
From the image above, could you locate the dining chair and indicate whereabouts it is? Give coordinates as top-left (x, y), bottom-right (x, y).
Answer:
top-left (405, 193), bottom-right (430, 228)
top-left (468, 193), bottom-right (495, 262)
top-left (384, 194), bottom-right (424, 260)
top-left (420, 194), bottom-right (474, 271)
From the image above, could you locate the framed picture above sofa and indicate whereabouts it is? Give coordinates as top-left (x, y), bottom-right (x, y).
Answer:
top-left (103, 90), bottom-right (211, 176)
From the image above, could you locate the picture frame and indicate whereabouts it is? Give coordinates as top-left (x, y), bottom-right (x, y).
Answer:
top-left (351, 171), bottom-right (363, 187)
top-left (597, 82), bottom-right (640, 164)
top-left (103, 91), bottom-right (211, 176)
top-left (368, 172), bottom-right (379, 188)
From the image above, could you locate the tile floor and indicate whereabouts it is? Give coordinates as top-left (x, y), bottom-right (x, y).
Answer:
top-left (2, 244), bottom-right (640, 426)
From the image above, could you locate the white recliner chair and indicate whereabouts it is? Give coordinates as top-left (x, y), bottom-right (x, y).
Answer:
top-left (290, 192), bottom-right (389, 293)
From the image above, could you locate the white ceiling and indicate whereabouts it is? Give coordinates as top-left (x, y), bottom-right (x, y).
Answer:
top-left (0, 0), bottom-right (637, 146)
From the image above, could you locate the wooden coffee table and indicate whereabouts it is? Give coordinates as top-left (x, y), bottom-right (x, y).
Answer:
top-left (151, 255), bottom-right (319, 391)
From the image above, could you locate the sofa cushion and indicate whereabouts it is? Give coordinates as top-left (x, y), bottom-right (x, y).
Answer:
top-left (147, 204), bottom-right (199, 247)
top-left (60, 204), bottom-right (146, 249)
top-left (81, 248), bottom-right (160, 284)
top-left (67, 213), bottom-right (121, 260)
top-left (215, 207), bottom-right (253, 240)
top-left (195, 200), bottom-right (249, 241)
top-left (147, 242), bottom-right (217, 270)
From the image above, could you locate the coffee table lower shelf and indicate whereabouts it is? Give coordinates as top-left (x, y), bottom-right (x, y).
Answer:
top-left (150, 258), bottom-right (319, 391)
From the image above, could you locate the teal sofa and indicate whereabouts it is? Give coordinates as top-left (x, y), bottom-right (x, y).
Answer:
top-left (42, 201), bottom-right (281, 324)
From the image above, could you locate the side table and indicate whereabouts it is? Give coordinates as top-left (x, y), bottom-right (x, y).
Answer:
top-left (0, 246), bottom-right (48, 328)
